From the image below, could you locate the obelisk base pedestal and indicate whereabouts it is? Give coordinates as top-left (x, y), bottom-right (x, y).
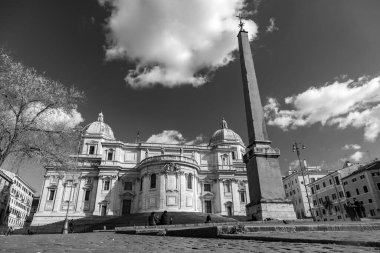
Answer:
top-left (246, 200), bottom-right (297, 221)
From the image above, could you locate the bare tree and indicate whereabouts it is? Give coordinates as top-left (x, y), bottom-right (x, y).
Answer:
top-left (0, 49), bottom-right (84, 168)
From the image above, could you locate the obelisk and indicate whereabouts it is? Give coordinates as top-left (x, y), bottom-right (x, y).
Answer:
top-left (237, 21), bottom-right (296, 220)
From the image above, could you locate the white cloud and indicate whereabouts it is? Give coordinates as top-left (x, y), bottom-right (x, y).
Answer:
top-left (99, 0), bottom-right (257, 88)
top-left (266, 17), bottom-right (278, 33)
top-left (264, 76), bottom-right (380, 142)
top-left (342, 144), bottom-right (361, 150)
top-left (146, 130), bottom-right (204, 145)
top-left (349, 151), bottom-right (364, 162)
top-left (23, 102), bottom-right (83, 130)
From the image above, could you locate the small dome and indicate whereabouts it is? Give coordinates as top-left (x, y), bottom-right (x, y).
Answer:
top-left (209, 118), bottom-right (244, 146)
top-left (83, 112), bottom-right (115, 140)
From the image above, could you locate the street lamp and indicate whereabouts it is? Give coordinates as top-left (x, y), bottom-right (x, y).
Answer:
top-left (292, 142), bottom-right (315, 221)
top-left (62, 128), bottom-right (83, 234)
top-left (62, 175), bottom-right (75, 234)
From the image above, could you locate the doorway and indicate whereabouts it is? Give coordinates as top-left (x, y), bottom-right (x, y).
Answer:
top-left (227, 206), bottom-right (232, 216)
top-left (205, 200), bottom-right (212, 213)
top-left (101, 205), bottom-right (107, 216)
top-left (122, 199), bottom-right (131, 215)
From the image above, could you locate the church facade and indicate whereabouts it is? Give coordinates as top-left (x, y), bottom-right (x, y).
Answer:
top-left (32, 113), bottom-right (250, 225)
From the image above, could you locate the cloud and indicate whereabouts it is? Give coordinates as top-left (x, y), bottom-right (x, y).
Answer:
top-left (289, 159), bottom-right (300, 170)
top-left (24, 102), bottom-right (84, 130)
top-left (349, 151), bottom-right (364, 162)
top-left (266, 17), bottom-right (278, 33)
top-left (264, 76), bottom-right (380, 141)
top-left (146, 130), bottom-right (204, 145)
top-left (342, 144), bottom-right (361, 150)
top-left (99, 0), bottom-right (257, 88)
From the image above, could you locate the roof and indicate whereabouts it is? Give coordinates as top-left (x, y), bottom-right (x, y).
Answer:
top-left (341, 159), bottom-right (380, 180)
top-left (0, 169), bottom-right (13, 183)
top-left (0, 169), bottom-right (36, 193)
top-left (209, 118), bottom-right (244, 147)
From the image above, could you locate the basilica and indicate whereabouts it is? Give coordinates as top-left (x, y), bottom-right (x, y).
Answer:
top-left (32, 113), bottom-right (249, 225)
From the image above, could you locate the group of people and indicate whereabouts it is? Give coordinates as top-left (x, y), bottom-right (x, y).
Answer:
top-left (148, 211), bottom-right (173, 226)
top-left (344, 198), bottom-right (366, 221)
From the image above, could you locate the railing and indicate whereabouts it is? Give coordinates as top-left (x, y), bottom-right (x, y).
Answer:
top-left (139, 155), bottom-right (198, 166)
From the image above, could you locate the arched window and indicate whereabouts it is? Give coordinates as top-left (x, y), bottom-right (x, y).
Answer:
top-left (150, 174), bottom-right (156, 189)
top-left (187, 174), bottom-right (193, 189)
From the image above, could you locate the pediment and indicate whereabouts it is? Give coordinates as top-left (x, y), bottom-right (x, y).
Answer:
top-left (119, 191), bottom-right (135, 197)
top-left (201, 192), bottom-right (215, 199)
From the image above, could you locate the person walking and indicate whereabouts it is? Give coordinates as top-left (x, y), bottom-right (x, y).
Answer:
top-left (205, 215), bottom-right (212, 223)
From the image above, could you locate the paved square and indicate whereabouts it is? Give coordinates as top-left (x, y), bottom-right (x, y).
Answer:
top-left (0, 233), bottom-right (378, 253)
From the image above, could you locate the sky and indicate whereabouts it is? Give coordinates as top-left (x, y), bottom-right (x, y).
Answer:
top-left (1, 0), bottom-right (380, 193)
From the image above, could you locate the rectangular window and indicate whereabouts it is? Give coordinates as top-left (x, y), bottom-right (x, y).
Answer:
top-left (84, 190), bottom-right (91, 201)
top-left (377, 183), bottom-right (380, 190)
top-left (370, 209), bottom-right (376, 216)
top-left (240, 192), bottom-right (246, 202)
top-left (187, 174), bottom-right (193, 189)
top-left (107, 151), bottom-right (113, 161)
top-left (369, 199), bottom-right (373, 203)
top-left (335, 176), bottom-right (340, 185)
top-left (316, 185), bottom-right (320, 190)
top-left (356, 188), bottom-right (360, 195)
top-left (140, 178), bottom-right (143, 191)
top-left (204, 183), bottom-right (211, 192)
top-left (232, 151), bottom-right (236, 160)
top-left (103, 181), bottom-right (110, 191)
top-left (311, 187), bottom-right (315, 194)
top-left (322, 182), bottom-right (326, 187)
top-left (311, 178), bottom-right (315, 183)
top-left (346, 191), bottom-right (351, 198)
top-left (319, 198), bottom-right (323, 204)
top-left (325, 196), bottom-right (330, 202)
top-left (124, 182), bottom-right (132, 191)
top-left (343, 181), bottom-right (348, 185)
top-left (89, 145), bottom-right (95, 155)
top-left (329, 179), bottom-right (332, 185)
top-left (313, 200), bottom-right (317, 206)
top-left (352, 178), bottom-right (357, 182)
top-left (224, 182), bottom-right (231, 193)
top-left (48, 189), bottom-right (55, 201)
top-left (332, 193), bottom-right (337, 200)
top-left (339, 191), bottom-right (344, 198)
top-left (360, 175), bottom-right (365, 179)
top-left (363, 186), bottom-right (368, 193)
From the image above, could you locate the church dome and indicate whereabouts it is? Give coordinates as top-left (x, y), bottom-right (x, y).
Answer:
top-left (209, 118), bottom-right (244, 146)
top-left (83, 112), bottom-right (115, 140)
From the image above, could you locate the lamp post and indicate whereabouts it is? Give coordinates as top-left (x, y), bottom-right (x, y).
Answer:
top-left (62, 128), bottom-right (83, 234)
top-left (292, 142), bottom-right (315, 221)
top-left (62, 175), bottom-right (75, 234)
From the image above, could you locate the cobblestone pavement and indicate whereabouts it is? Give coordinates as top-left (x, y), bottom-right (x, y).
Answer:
top-left (221, 230), bottom-right (380, 245)
top-left (0, 233), bottom-right (379, 253)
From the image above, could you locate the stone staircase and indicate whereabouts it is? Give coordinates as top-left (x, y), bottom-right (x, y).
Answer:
top-left (13, 216), bottom-right (116, 234)
top-left (93, 212), bottom-right (239, 231)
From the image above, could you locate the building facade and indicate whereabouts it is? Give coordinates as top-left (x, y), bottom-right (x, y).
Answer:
top-left (1, 170), bottom-right (35, 228)
top-left (341, 160), bottom-right (380, 219)
top-left (283, 166), bottom-right (327, 219)
top-left (308, 163), bottom-right (359, 221)
top-left (0, 170), bottom-right (13, 226)
top-left (32, 114), bottom-right (250, 225)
